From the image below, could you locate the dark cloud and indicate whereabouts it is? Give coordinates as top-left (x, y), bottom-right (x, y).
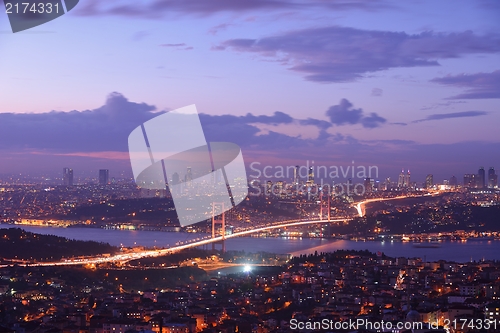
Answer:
top-left (298, 118), bottom-right (332, 130)
top-left (0, 94), bottom-right (333, 157)
top-left (326, 99), bottom-right (362, 125)
top-left (0, 92), bottom-right (161, 153)
top-left (199, 111), bottom-right (294, 127)
top-left (413, 111), bottom-right (488, 123)
top-left (1, 93), bottom-right (388, 161)
top-left (361, 113), bottom-right (387, 128)
top-left (326, 99), bottom-right (386, 128)
top-left (220, 27), bottom-right (500, 82)
top-left (431, 70), bottom-right (500, 99)
top-left (77, 0), bottom-right (390, 18)
top-left (0, 93), bottom-right (498, 182)
top-left (244, 111), bottom-right (294, 124)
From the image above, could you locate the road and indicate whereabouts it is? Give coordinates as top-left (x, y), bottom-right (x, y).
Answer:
top-left (355, 192), bottom-right (439, 217)
top-left (6, 218), bottom-right (347, 267)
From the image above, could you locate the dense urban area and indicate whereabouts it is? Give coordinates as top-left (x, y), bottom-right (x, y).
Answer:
top-left (0, 166), bottom-right (499, 333)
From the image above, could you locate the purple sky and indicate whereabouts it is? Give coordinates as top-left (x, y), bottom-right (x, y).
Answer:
top-left (0, 0), bottom-right (499, 183)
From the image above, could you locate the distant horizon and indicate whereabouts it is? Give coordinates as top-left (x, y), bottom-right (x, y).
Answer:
top-left (1, 1), bottom-right (499, 186)
top-left (0, 162), bottom-right (497, 187)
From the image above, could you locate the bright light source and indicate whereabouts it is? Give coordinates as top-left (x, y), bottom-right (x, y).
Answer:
top-left (243, 265), bottom-right (251, 273)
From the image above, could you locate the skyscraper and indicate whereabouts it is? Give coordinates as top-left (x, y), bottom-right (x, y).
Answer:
top-left (308, 167), bottom-right (314, 184)
top-left (449, 175), bottom-right (457, 188)
top-left (293, 165), bottom-right (299, 185)
top-left (464, 174), bottom-right (476, 188)
top-left (364, 178), bottom-right (372, 193)
top-left (99, 169), bottom-right (109, 185)
top-left (385, 177), bottom-right (391, 191)
top-left (398, 169), bottom-right (405, 188)
top-left (477, 167), bottom-right (485, 189)
top-left (405, 170), bottom-right (411, 188)
top-left (266, 180), bottom-right (272, 195)
top-left (488, 167), bottom-right (498, 188)
top-left (425, 174), bottom-right (433, 189)
top-left (63, 167), bottom-right (73, 186)
top-left (171, 172), bottom-right (180, 185)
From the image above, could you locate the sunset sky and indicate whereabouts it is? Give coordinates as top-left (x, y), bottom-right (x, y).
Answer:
top-left (0, 0), bottom-right (499, 182)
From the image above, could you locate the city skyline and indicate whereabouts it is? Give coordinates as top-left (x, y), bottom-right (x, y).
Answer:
top-left (0, 1), bottom-right (499, 181)
top-left (45, 164), bottom-right (498, 190)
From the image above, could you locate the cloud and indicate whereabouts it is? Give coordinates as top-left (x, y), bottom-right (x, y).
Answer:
top-left (160, 43), bottom-right (193, 50)
top-left (419, 100), bottom-right (467, 111)
top-left (298, 118), bottom-right (332, 130)
top-left (430, 70), bottom-right (500, 99)
top-left (326, 99), bottom-right (386, 128)
top-left (362, 113), bottom-right (387, 128)
top-left (0, 91), bottom-right (396, 184)
top-left (413, 111), bottom-right (488, 123)
top-left (0, 92), bottom-right (161, 153)
top-left (76, 0), bottom-right (390, 18)
top-left (0, 93), bottom-right (341, 157)
top-left (132, 31), bottom-right (150, 41)
top-left (160, 43), bottom-right (186, 47)
top-left (200, 111), bottom-right (294, 127)
top-left (326, 99), bottom-right (362, 125)
top-left (220, 27), bottom-right (500, 82)
top-left (0, 93), bottom-right (498, 181)
top-left (208, 23), bottom-right (234, 35)
top-left (371, 88), bottom-right (383, 97)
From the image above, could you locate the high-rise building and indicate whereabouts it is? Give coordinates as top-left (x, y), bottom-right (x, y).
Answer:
top-left (99, 169), bottom-right (109, 185)
top-left (488, 167), bottom-right (498, 188)
top-left (63, 167), bottom-right (73, 186)
top-left (385, 177), bottom-right (391, 191)
top-left (464, 174), bottom-right (476, 188)
top-left (308, 167), bottom-right (314, 184)
top-left (449, 175), bottom-right (458, 188)
top-left (398, 170), bottom-right (405, 188)
top-left (276, 181), bottom-right (283, 193)
top-left (405, 170), bottom-right (411, 188)
top-left (171, 172), bottom-right (180, 185)
top-left (293, 165), bottom-right (299, 185)
top-left (425, 174), bottom-right (433, 189)
top-left (186, 167), bottom-right (193, 182)
top-left (266, 180), bottom-right (272, 195)
top-left (477, 167), bottom-right (486, 189)
top-left (364, 178), bottom-right (372, 193)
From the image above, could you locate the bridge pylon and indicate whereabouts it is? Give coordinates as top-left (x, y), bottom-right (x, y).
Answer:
top-left (317, 190), bottom-right (332, 238)
top-left (211, 202), bottom-right (226, 253)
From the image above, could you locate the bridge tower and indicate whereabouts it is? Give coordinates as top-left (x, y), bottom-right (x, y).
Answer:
top-left (327, 192), bottom-right (331, 222)
top-left (319, 190), bottom-right (323, 221)
top-left (211, 202), bottom-right (226, 253)
top-left (319, 190), bottom-right (331, 238)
